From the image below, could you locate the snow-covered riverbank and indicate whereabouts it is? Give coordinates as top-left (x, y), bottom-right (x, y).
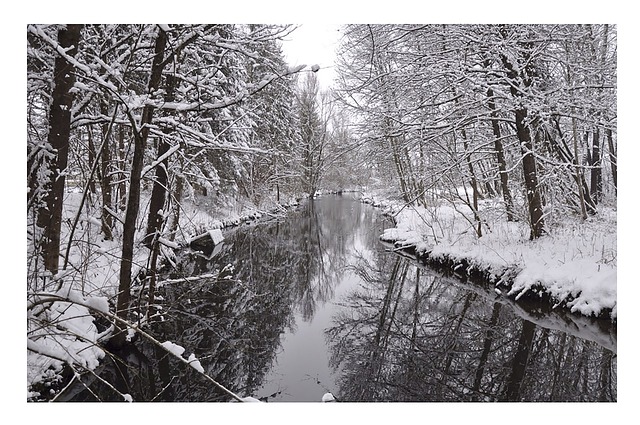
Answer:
top-left (362, 192), bottom-right (617, 321)
top-left (27, 189), bottom-right (301, 399)
top-left (26, 186), bottom-right (617, 400)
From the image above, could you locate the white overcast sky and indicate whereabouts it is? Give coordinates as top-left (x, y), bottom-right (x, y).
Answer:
top-left (280, 24), bottom-right (342, 89)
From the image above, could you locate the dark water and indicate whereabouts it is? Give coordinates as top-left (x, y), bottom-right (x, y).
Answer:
top-left (62, 195), bottom-right (616, 402)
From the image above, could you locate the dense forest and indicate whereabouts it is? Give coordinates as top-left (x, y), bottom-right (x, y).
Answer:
top-left (336, 24), bottom-right (616, 238)
top-left (26, 24), bottom-right (616, 401)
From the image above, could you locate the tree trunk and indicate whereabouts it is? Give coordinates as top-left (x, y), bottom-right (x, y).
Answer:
top-left (167, 168), bottom-right (184, 242)
top-left (145, 238), bottom-right (160, 322)
top-left (499, 39), bottom-right (545, 239)
top-left (144, 72), bottom-right (178, 248)
top-left (517, 110), bottom-right (545, 239)
top-left (37, 24), bottom-right (82, 275)
top-left (461, 131), bottom-right (482, 237)
top-left (591, 127), bottom-right (602, 204)
top-left (100, 102), bottom-right (114, 240)
top-left (486, 87), bottom-right (515, 221)
top-left (571, 120), bottom-right (589, 220)
top-left (590, 128), bottom-right (602, 204)
top-left (143, 138), bottom-right (169, 247)
top-left (472, 301), bottom-right (502, 400)
top-left (503, 319), bottom-right (536, 401)
top-left (549, 118), bottom-right (596, 215)
top-left (387, 129), bottom-right (410, 203)
top-left (112, 27), bottom-right (167, 349)
top-left (87, 127), bottom-right (97, 194)
top-left (117, 125), bottom-right (127, 211)
top-left (606, 128), bottom-right (617, 193)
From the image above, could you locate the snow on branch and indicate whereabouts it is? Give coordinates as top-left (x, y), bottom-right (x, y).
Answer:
top-left (28, 292), bottom-right (247, 402)
top-left (151, 117), bottom-right (270, 155)
top-left (143, 65), bottom-right (306, 113)
top-left (27, 25), bottom-right (119, 93)
top-left (141, 142), bottom-right (181, 178)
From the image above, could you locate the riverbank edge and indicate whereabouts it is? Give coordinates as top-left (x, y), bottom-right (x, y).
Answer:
top-left (360, 195), bottom-right (616, 323)
top-left (192, 197), bottom-right (302, 234)
top-left (27, 194), bottom-right (307, 400)
top-left (156, 197), bottom-right (307, 279)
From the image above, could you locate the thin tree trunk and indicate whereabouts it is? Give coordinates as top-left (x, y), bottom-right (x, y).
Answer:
top-left (37, 24), bottom-right (82, 275)
top-left (100, 102), bottom-right (114, 240)
top-left (517, 110), bottom-right (545, 239)
top-left (388, 131), bottom-right (410, 203)
top-left (606, 128), bottom-right (617, 193)
top-left (571, 117), bottom-right (588, 219)
top-left (472, 301), bottom-right (502, 400)
top-left (146, 238), bottom-right (160, 322)
top-left (590, 128), bottom-right (602, 204)
top-left (144, 72), bottom-right (178, 248)
top-left (461, 131), bottom-right (482, 237)
top-left (112, 27), bottom-right (167, 349)
top-left (600, 24), bottom-right (616, 196)
top-left (167, 168), bottom-right (184, 242)
top-left (503, 319), bottom-right (536, 401)
top-left (143, 139), bottom-right (169, 247)
top-left (549, 118), bottom-right (596, 214)
top-left (117, 125), bottom-right (127, 211)
top-left (486, 86), bottom-right (515, 221)
top-left (87, 127), bottom-right (97, 194)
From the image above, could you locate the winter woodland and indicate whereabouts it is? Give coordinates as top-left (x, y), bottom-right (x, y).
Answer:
top-left (26, 24), bottom-right (616, 403)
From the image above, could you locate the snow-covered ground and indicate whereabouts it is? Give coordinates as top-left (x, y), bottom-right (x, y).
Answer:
top-left (363, 191), bottom-right (617, 321)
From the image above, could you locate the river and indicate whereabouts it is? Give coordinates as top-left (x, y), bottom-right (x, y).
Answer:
top-left (62, 194), bottom-right (616, 402)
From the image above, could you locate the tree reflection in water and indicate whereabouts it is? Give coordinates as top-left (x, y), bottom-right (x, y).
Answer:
top-left (60, 196), bottom-right (615, 402)
top-left (326, 250), bottom-right (617, 402)
top-left (135, 198), bottom-right (360, 401)
top-left (62, 195), bottom-right (389, 401)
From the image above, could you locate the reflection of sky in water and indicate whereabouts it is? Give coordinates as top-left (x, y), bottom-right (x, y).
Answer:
top-left (254, 197), bottom-right (615, 402)
top-left (256, 195), bottom-right (388, 401)
top-left (259, 267), bottom-right (372, 401)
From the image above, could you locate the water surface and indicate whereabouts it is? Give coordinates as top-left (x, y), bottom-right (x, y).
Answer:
top-left (62, 195), bottom-right (616, 402)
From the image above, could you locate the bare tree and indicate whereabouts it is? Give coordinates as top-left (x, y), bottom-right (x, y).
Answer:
top-left (498, 26), bottom-right (545, 238)
top-left (36, 24), bottom-right (82, 275)
top-left (112, 25), bottom-right (168, 348)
